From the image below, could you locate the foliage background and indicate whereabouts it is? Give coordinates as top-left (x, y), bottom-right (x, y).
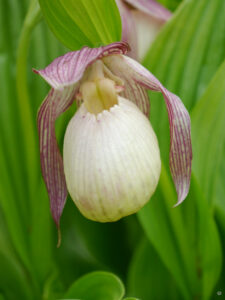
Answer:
top-left (0, 0), bottom-right (225, 299)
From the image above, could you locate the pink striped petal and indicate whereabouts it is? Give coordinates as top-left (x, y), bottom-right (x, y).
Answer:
top-left (35, 43), bottom-right (129, 227)
top-left (121, 55), bottom-right (192, 204)
top-left (37, 87), bottom-right (75, 226)
top-left (124, 0), bottom-right (172, 22)
top-left (34, 42), bottom-right (129, 89)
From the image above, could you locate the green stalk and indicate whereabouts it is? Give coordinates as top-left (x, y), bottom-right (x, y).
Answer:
top-left (16, 1), bottom-right (43, 299)
top-left (16, 0), bottom-right (42, 199)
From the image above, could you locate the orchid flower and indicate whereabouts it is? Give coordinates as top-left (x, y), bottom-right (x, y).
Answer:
top-left (34, 42), bottom-right (192, 228)
top-left (116, 0), bottom-right (172, 60)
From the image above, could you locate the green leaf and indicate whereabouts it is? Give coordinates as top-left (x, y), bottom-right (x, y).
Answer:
top-left (128, 238), bottom-right (181, 299)
top-left (1, 0), bottom-right (68, 296)
top-left (38, 0), bottom-right (122, 50)
top-left (0, 0), bottom-right (35, 274)
top-left (213, 149), bottom-right (225, 298)
top-left (191, 59), bottom-right (225, 203)
top-left (143, 0), bottom-right (225, 164)
top-left (138, 165), bottom-right (199, 300)
top-left (63, 271), bottom-right (125, 300)
top-left (215, 151), bottom-right (225, 230)
top-left (0, 251), bottom-right (33, 300)
top-left (191, 177), bottom-right (222, 300)
top-left (190, 60), bottom-right (225, 296)
top-left (137, 0), bottom-right (225, 298)
top-left (0, 211), bottom-right (33, 300)
top-left (138, 171), bottom-right (222, 300)
top-left (58, 199), bottom-right (135, 278)
top-left (157, 0), bottom-right (182, 11)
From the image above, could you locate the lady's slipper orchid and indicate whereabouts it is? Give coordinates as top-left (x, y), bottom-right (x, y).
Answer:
top-left (34, 42), bottom-right (192, 228)
top-left (116, 0), bottom-right (172, 60)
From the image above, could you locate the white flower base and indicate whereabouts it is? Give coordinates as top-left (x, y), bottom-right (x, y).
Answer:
top-left (63, 96), bottom-right (161, 222)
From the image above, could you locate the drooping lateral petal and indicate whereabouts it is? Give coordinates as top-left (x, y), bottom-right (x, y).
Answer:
top-left (37, 87), bottom-right (75, 226)
top-left (35, 42), bottom-right (129, 226)
top-left (124, 0), bottom-right (172, 22)
top-left (103, 55), bottom-right (150, 116)
top-left (121, 55), bottom-right (192, 204)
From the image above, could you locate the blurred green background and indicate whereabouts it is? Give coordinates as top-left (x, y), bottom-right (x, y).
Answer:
top-left (0, 0), bottom-right (225, 299)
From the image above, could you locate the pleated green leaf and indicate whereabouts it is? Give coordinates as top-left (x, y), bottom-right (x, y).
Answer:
top-left (157, 0), bottom-right (182, 11)
top-left (214, 172), bottom-right (225, 297)
top-left (191, 60), bottom-right (225, 297)
top-left (0, 0), bottom-right (69, 298)
top-left (143, 0), bottom-right (225, 164)
top-left (192, 59), bottom-right (225, 203)
top-left (38, 0), bottom-right (122, 50)
top-left (59, 200), bottom-right (133, 277)
top-left (0, 252), bottom-right (33, 300)
top-left (64, 271), bottom-right (125, 300)
top-left (138, 166), bottom-right (199, 299)
top-left (215, 153), bottom-right (225, 232)
top-left (0, 211), bottom-right (33, 300)
top-left (190, 177), bottom-right (222, 300)
top-left (128, 238), bottom-right (181, 299)
top-left (0, 0), bottom-right (32, 273)
top-left (137, 0), bottom-right (225, 298)
top-left (123, 298), bottom-right (140, 300)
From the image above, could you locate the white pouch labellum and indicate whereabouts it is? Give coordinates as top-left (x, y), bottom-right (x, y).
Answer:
top-left (63, 96), bottom-right (161, 222)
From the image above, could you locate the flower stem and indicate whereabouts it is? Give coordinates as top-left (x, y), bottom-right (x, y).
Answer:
top-left (16, 0), bottom-right (41, 197)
